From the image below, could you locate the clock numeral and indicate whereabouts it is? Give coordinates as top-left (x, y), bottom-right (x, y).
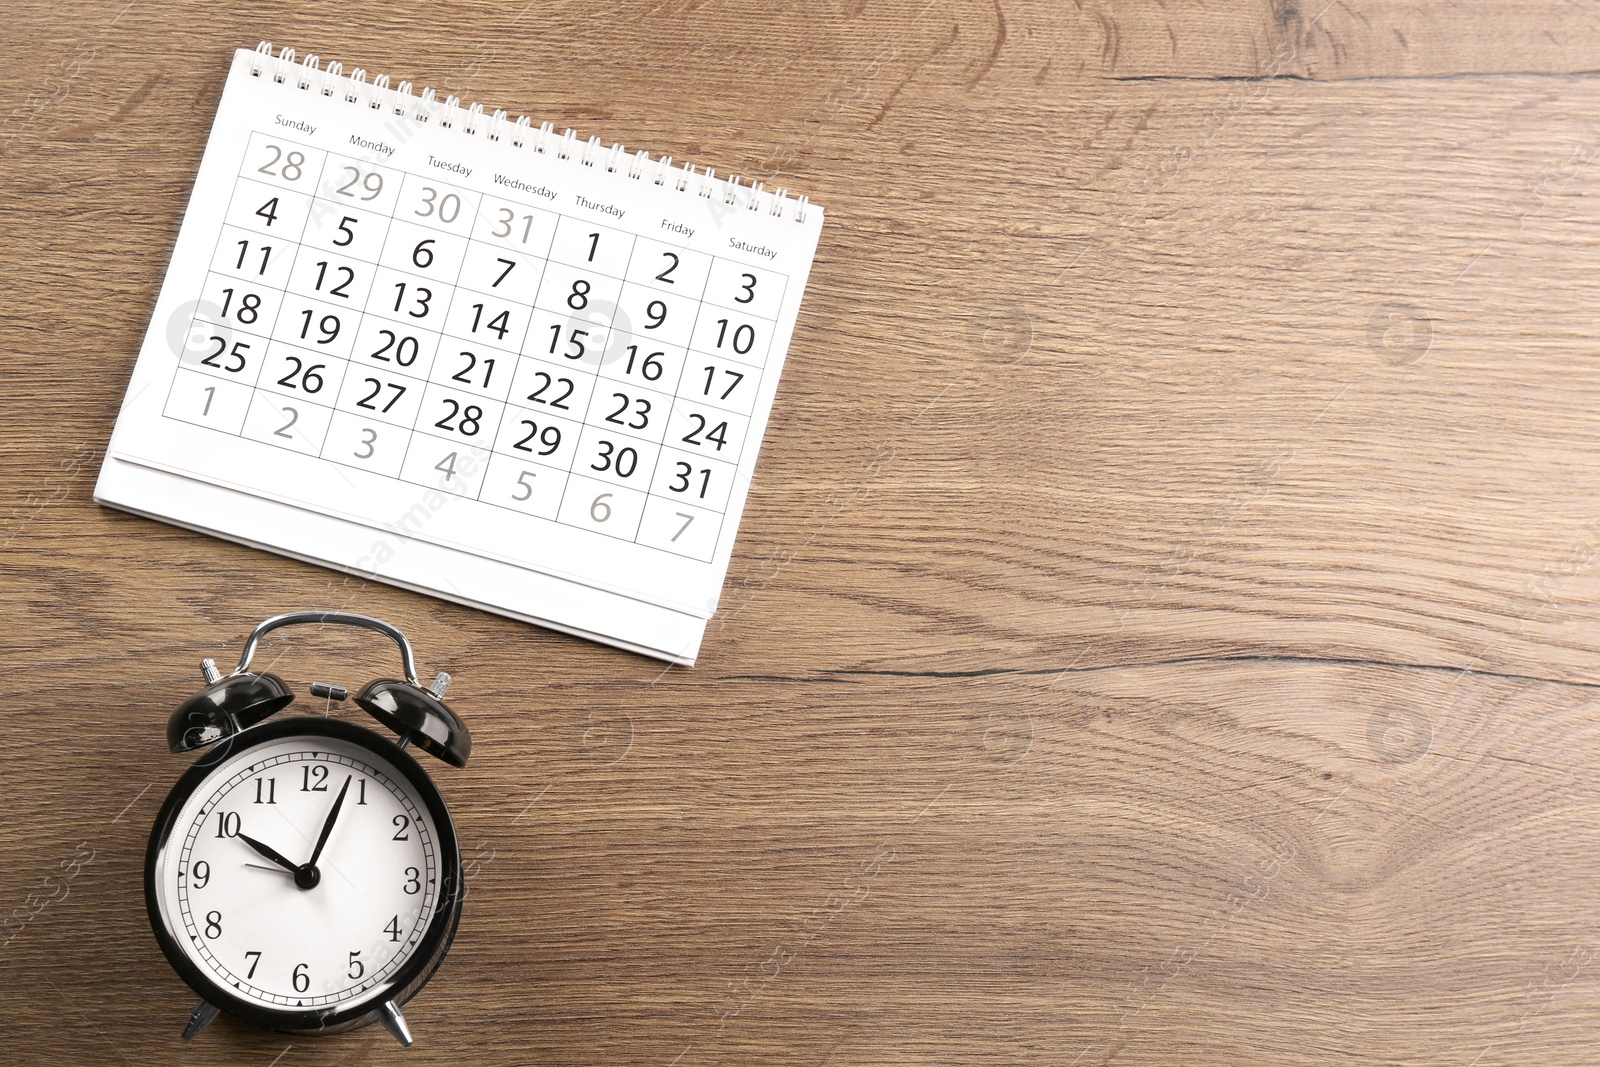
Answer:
top-left (190, 861), bottom-right (210, 889)
top-left (292, 962), bottom-right (309, 993)
top-left (301, 764), bottom-right (329, 792)
top-left (204, 911), bottom-right (222, 939)
top-left (214, 811), bottom-right (240, 838)
top-left (403, 867), bottom-right (421, 895)
top-left (253, 777), bottom-right (277, 804)
top-left (348, 951), bottom-right (365, 980)
top-left (356, 779), bottom-right (367, 805)
top-left (392, 814), bottom-right (410, 841)
top-left (244, 950), bottom-right (261, 979)
top-left (384, 915), bottom-right (402, 942)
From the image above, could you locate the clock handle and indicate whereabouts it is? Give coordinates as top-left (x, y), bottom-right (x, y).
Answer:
top-left (232, 611), bottom-right (421, 686)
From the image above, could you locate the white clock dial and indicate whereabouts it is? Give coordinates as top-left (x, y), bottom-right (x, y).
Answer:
top-left (154, 734), bottom-right (441, 1011)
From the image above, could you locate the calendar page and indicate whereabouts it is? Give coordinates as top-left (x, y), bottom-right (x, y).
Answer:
top-left (97, 46), bottom-right (823, 664)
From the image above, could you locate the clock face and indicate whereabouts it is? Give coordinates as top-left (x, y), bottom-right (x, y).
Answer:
top-left (150, 723), bottom-right (454, 1018)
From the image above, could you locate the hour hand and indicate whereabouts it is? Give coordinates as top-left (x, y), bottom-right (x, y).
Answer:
top-left (237, 832), bottom-right (300, 873)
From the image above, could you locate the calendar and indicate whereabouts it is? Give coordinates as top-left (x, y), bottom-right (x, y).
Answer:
top-left (97, 44), bottom-right (823, 664)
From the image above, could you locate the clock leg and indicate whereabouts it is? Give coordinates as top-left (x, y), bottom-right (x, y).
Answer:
top-left (378, 1000), bottom-right (413, 1047)
top-left (181, 999), bottom-right (218, 1041)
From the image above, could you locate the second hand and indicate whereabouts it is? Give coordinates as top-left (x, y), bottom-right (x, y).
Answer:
top-left (243, 862), bottom-right (295, 876)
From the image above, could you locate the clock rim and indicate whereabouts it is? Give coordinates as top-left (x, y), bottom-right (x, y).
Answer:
top-left (144, 715), bottom-right (464, 1035)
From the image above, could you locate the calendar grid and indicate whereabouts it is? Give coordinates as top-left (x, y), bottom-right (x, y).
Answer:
top-left (316, 154), bottom-right (395, 476)
top-left (556, 227), bottom-right (649, 527)
top-left (383, 165), bottom-right (481, 495)
top-left (162, 129), bottom-right (792, 562)
top-left (304, 152), bottom-right (391, 463)
top-left (648, 260), bottom-right (729, 537)
top-left (163, 150), bottom-right (319, 444)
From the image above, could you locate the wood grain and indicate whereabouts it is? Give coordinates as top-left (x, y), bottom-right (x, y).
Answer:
top-left (5, 0), bottom-right (1600, 1063)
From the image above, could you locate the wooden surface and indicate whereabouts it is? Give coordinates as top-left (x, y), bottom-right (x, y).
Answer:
top-left (4, 0), bottom-right (1600, 1063)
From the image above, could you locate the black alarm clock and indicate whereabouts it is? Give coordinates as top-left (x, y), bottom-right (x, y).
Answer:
top-left (145, 611), bottom-right (471, 1047)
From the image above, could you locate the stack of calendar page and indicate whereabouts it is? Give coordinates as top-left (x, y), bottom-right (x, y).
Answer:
top-left (96, 44), bottom-right (824, 664)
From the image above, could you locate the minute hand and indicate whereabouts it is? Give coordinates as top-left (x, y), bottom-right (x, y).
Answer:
top-left (307, 775), bottom-right (352, 868)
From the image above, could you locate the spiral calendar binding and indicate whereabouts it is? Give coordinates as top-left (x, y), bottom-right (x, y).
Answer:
top-left (249, 43), bottom-right (810, 224)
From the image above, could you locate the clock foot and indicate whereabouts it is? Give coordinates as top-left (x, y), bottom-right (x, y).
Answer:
top-left (181, 999), bottom-right (218, 1041)
top-left (378, 1000), bottom-right (413, 1047)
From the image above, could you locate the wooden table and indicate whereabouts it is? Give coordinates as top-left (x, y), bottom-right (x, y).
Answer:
top-left (5, 1), bottom-right (1600, 1063)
